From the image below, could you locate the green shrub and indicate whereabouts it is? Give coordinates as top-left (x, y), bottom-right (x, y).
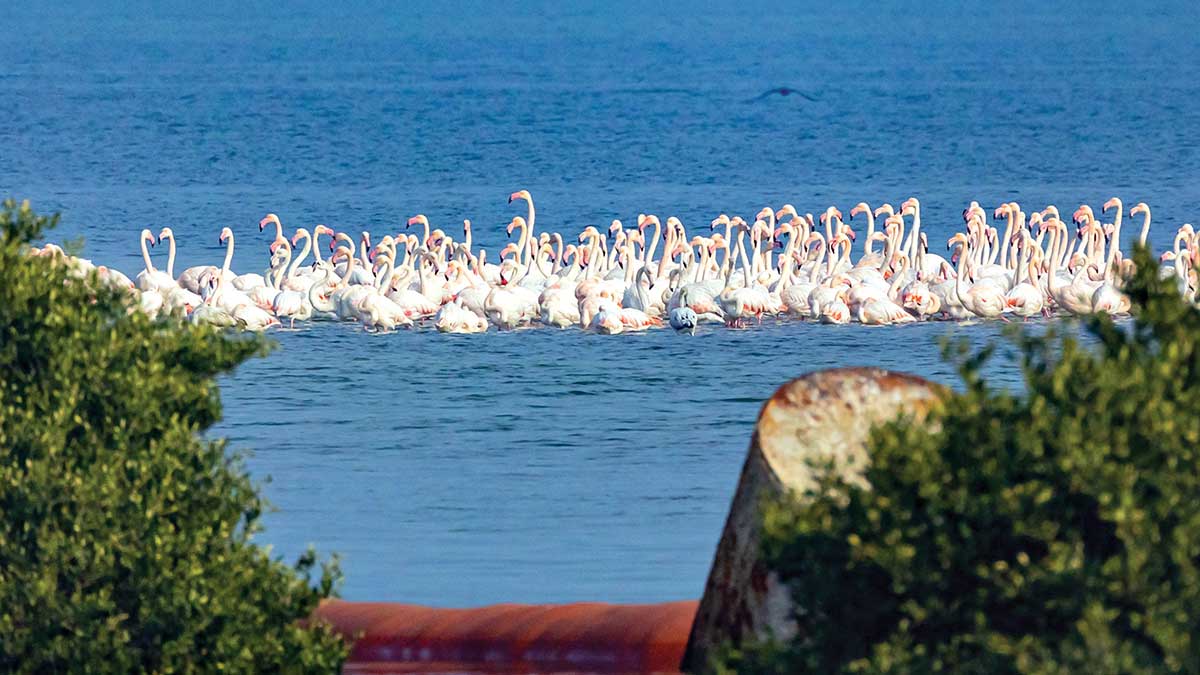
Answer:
top-left (0, 200), bottom-right (347, 672)
top-left (719, 248), bottom-right (1200, 674)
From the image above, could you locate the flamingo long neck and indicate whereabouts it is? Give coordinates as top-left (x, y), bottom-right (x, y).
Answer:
top-left (140, 232), bottom-right (156, 273)
top-left (463, 222), bottom-right (473, 253)
top-left (531, 247), bottom-right (554, 280)
top-left (312, 230), bottom-right (326, 264)
top-left (515, 221), bottom-right (530, 268)
top-left (336, 250), bottom-right (355, 289)
top-left (212, 267), bottom-right (227, 306)
top-left (359, 233), bottom-right (372, 267)
top-left (335, 234), bottom-right (356, 268)
top-left (523, 198), bottom-right (536, 242)
top-left (691, 245), bottom-right (706, 284)
top-left (1090, 224), bottom-right (1105, 267)
top-left (907, 207), bottom-right (922, 263)
top-left (1138, 208), bottom-right (1152, 247)
top-left (415, 253), bottom-right (431, 294)
top-left (863, 210), bottom-right (876, 256)
top-left (763, 213), bottom-right (776, 272)
top-left (887, 259), bottom-right (907, 299)
top-left (749, 226), bottom-right (763, 276)
top-left (654, 228), bottom-right (672, 283)
top-left (954, 241), bottom-right (972, 303)
top-left (375, 257), bottom-right (395, 291)
top-left (881, 231), bottom-right (895, 265)
top-left (623, 241), bottom-right (638, 286)
top-left (645, 219), bottom-right (662, 269)
top-left (1047, 231), bottom-right (1067, 294)
top-left (999, 210), bottom-right (1015, 268)
top-left (1109, 201), bottom-right (1123, 250)
top-left (1104, 220), bottom-right (1122, 280)
top-left (738, 230), bottom-right (754, 287)
top-left (164, 231), bottom-right (176, 277)
top-left (308, 270), bottom-right (334, 312)
top-left (810, 239), bottom-right (826, 276)
top-left (274, 245), bottom-right (292, 289)
top-left (605, 236), bottom-right (622, 273)
top-left (289, 233), bottom-right (312, 279)
top-left (1010, 238), bottom-right (1027, 290)
top-left (221, 233), bottom-right (234, 278)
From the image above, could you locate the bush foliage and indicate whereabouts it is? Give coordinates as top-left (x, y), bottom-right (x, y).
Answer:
top-left (720, 247), bottom-right (1200, 674)
top-left (0, 200), bottom-right (347, 672)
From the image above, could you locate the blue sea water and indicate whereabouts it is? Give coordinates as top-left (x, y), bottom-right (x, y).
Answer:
top-left (2, 0), bottom-right (1198, 606)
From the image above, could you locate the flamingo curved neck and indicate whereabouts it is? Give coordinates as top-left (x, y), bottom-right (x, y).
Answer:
top-left (221, 234), bottom-right (235, 277)
top-left (164, 231), bottom-right (176, 277)
top-left (140, 232), bottom-right (156, 273)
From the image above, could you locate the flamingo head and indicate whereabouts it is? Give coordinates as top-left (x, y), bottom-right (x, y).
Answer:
top-left (1130, 202), bottom-right (1150, 217)
top-left (755, 206), bottom-right (774, 222)
top-left (637, 214), bottom-right (659, 232)
top-left (819, 206), bottom-right (843, 225)
top-left (508, 189), bottom-right (531, 204)
top-left (1103, 197), bottom-right (1122, 213)
top-left (993, 204), bottom-right (1010, 219)
top-left (407, 215), bottom-right (427, 229)
top-left (259, 213), bottom-right (280, 233)
top-left (608, 220), bottom-right (623, 235)
top-left (710, 214), bottom-right (730, 230)
top-left (900, 197), bottom-right (919, 215)
top-left (506, 216), bottom-right (526, 237)
top-left (775, 204), bottom-right (798, 221)
top-left (269, 235), bottom-right (288, 254)
top-left (873, 203), bottom-right (895, 218)
top-left (849, 202), bottom-right (871, 219)
top-left (219, 227), bottom-right (233, 245)
top-left (157, 227), bottom-right (172, 242)
top-left (947, 232), bottom-right (968, 250)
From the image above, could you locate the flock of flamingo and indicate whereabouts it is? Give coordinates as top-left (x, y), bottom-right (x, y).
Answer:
top-left (29, 193), bottom-right (1199, 334)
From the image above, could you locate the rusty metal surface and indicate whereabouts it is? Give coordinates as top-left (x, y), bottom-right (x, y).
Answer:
top-left (682, 368), bottom-right (943, 672)
top-left (315, 599), bottom-right (698, 674)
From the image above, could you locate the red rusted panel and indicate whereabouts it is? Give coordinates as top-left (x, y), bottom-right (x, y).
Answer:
top-left (313, 599), bottom-right (698, 674)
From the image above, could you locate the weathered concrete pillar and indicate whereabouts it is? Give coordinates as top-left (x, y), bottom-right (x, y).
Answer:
top-left (682, 368), bottom-right (942, 672)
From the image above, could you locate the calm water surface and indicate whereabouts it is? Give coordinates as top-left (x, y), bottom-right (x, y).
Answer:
top-left (3, 0), bottom-right (1198, 605)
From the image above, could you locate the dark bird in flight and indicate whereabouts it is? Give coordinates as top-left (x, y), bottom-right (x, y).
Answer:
top-left (749, 87), bottom-right (818, 102)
